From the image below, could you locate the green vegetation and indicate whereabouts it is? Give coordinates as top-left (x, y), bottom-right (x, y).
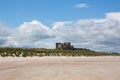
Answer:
top-left (0, 47), bottom-right (119, 57)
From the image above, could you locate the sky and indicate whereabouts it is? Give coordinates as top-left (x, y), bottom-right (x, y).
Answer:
top-left (0, 0), bottom-right (120, 52)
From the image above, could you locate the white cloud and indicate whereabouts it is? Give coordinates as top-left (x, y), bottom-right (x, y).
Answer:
top-left (0, 23), bottom-right (11, 46)
top-left (75, 4), bottom-right (89, 8)
top-left (0, 20), bottom-right (55, 48)
top-left (18, 20), bottom-right (53, 41)
top-left (52, 21), bottom-right (72, 29)
top-left (52, 12), bottom-right (120, 52)
top-left (0, 12), bottom-right (120, 52)
top-left (16, 20), bottom-right (55, 47)
top-left (106, 12), bottom-right (120, 21)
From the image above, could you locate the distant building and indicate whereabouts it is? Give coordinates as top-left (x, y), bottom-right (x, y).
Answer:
top-left (56, 42), bottom-right (74, 50)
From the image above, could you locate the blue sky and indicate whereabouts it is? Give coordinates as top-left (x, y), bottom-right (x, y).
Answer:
top-left (0, 0), bottom-right (120, 52)
top-left (0, 0), bottom-right (120, 27)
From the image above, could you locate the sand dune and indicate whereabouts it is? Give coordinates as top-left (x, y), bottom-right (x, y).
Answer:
top-left (0, 56), bottom-right (120, 80)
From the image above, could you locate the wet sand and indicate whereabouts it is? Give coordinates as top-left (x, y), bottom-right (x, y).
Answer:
top-left (0, 56), bottom-right (120, 80)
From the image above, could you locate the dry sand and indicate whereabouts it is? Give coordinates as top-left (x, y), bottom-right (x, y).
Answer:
top-left (0, 56), bottom-right (120, 80)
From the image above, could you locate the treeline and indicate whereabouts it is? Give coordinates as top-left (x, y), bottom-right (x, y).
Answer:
top-left (0, 47), bottom-right (119, 57)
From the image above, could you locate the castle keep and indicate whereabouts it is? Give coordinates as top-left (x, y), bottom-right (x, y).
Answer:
top-left (56, 42), bottom-right (74, 50)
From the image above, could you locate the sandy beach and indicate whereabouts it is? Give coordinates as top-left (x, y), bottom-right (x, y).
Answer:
top-left (0, 56), bottom-right (120, 80)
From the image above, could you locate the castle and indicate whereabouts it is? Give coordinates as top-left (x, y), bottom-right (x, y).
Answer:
top-left (56, 42), bottom-right (74, 50)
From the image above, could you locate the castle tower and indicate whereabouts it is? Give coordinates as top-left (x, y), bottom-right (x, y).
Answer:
top-left (56, 43), bottom-right (62, 49)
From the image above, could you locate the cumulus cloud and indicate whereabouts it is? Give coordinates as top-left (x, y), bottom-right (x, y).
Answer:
top-left (52, 21), bottom-right (72, 29)
top-left (18, 20), bottom-right (53, 41)
top-left (15, 20), bottom-right (55, 47)
top-left (0, 12), bottom-right (120, 52)
top-left (106, 12), bottom-right (120, 20)
top-left (0, 23), bottom-right (10, 46)
top-left (0, 20), bottom-right (55, 48)
top-left (52, 12), bottom-right (120, 52)
top-left (75, 4), bottom-right (89, 8)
